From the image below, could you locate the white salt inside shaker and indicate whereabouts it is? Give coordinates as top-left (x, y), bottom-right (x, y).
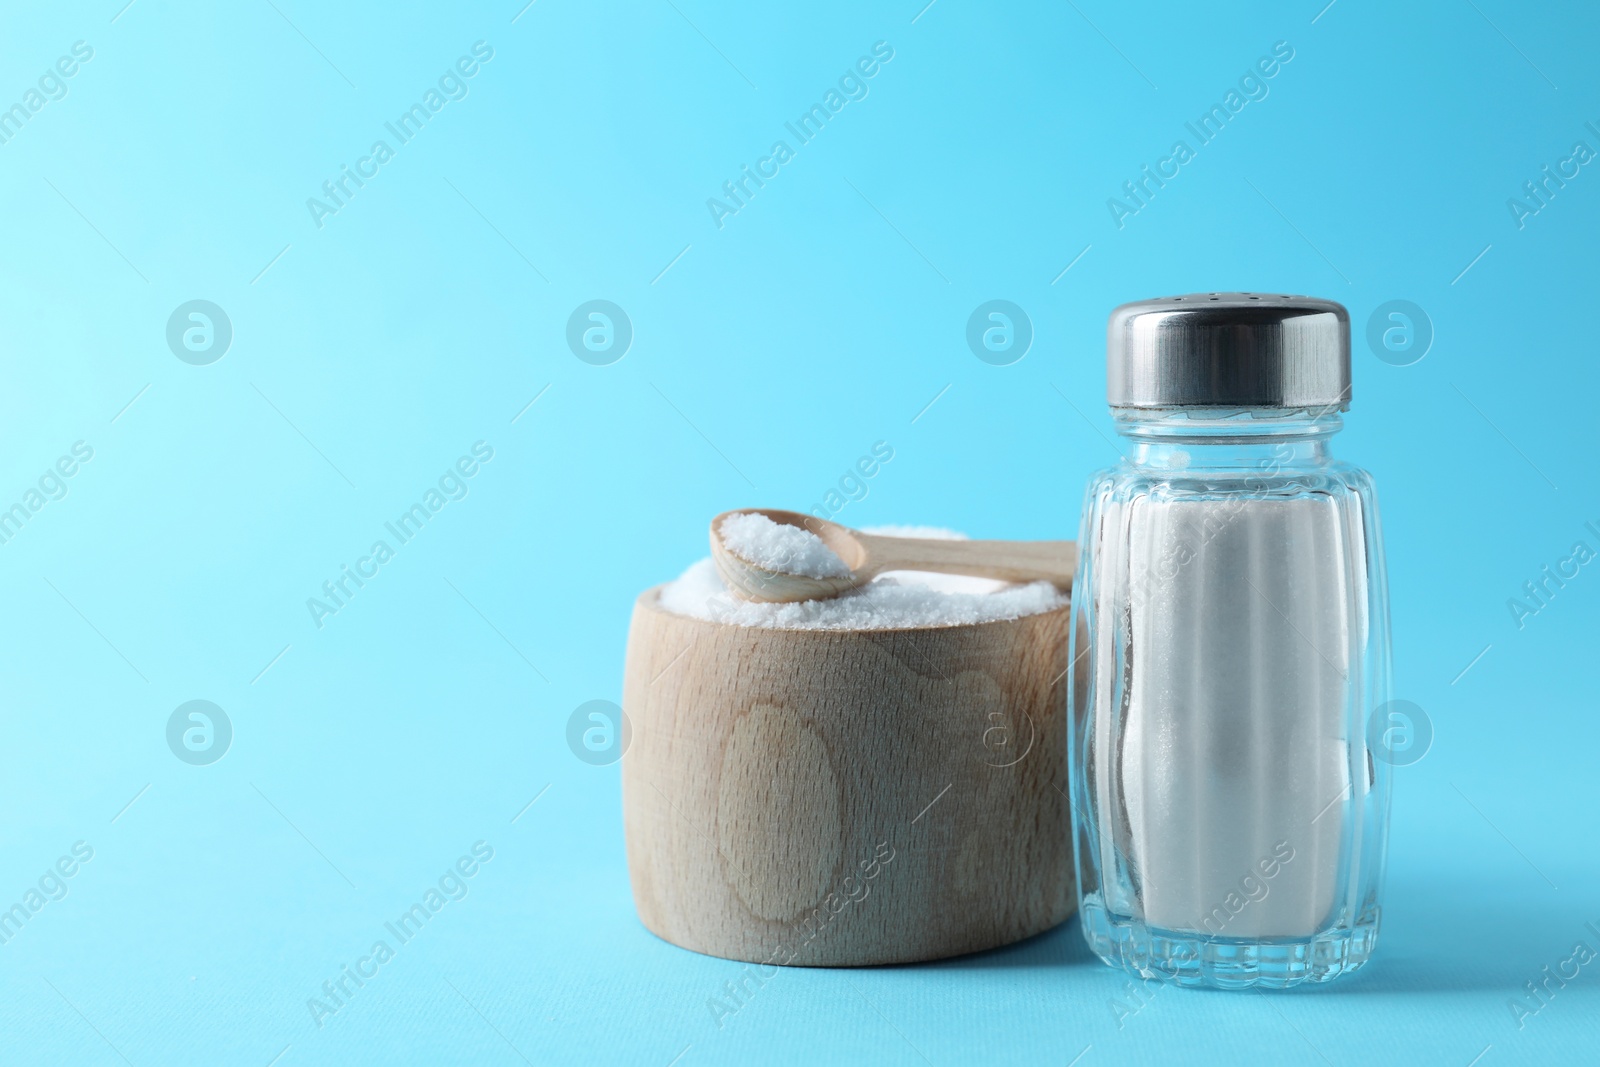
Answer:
top-left (1121, 496), bottom-right (1363, 937)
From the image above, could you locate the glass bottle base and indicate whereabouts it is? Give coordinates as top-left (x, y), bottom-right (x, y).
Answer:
top-left (1079, 895), bottom-right (1380, 989)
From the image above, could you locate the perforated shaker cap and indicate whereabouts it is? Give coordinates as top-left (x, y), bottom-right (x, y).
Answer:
top-left (1106, 292), bottom-right (1351, 410)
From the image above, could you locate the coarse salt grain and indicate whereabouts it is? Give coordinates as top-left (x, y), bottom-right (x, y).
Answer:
top-left (660, 525), bottom-right (1068, 630)
top-left (717, 512), bottom-right (853, 579)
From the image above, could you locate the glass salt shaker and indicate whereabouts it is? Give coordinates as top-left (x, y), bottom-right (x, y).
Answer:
top-left (1069, 293), bottom-right (1392, 988)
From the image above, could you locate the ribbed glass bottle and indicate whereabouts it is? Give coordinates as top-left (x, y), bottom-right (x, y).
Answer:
top-left (1070, 295), bottom-right (1393, 989)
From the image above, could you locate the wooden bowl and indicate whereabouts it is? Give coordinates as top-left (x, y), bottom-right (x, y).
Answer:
top-left (621, 586), bottom-right (1074, 966)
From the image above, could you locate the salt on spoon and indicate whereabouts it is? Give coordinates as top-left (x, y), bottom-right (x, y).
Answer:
top-left (710, 508), bottom-right (1077, 603)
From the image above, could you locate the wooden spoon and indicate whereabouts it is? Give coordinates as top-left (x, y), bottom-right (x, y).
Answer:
top-left (710, 508), bottom-right (1077, 603)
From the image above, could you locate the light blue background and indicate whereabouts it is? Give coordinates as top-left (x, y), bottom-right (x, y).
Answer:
top-left (2, 0), bottom-right (1597, 1063)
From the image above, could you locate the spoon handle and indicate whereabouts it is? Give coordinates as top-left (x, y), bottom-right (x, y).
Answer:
top-left (856, 536), bottom-right (1077, 589)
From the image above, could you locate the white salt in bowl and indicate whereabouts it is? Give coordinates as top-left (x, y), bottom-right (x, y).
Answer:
top-left (621, 538), bottom-right (1075, 966)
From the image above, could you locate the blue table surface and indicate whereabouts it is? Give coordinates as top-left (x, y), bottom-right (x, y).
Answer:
top-left (3, 0), bottom-right (1597, 1063)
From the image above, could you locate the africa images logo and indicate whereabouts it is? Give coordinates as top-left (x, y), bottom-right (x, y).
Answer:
top-left (566, 301), bottom-right (633, 365)
top-left (167, 700), bottom-right (233, 766)
top-left (166, 300), bottom-right (233, 365)
top-left (966, 301), bottom-right (1032, 366)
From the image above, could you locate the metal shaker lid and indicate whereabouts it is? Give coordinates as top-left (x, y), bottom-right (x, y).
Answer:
top-left (1106, 293), bottom-right (1350, 410)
